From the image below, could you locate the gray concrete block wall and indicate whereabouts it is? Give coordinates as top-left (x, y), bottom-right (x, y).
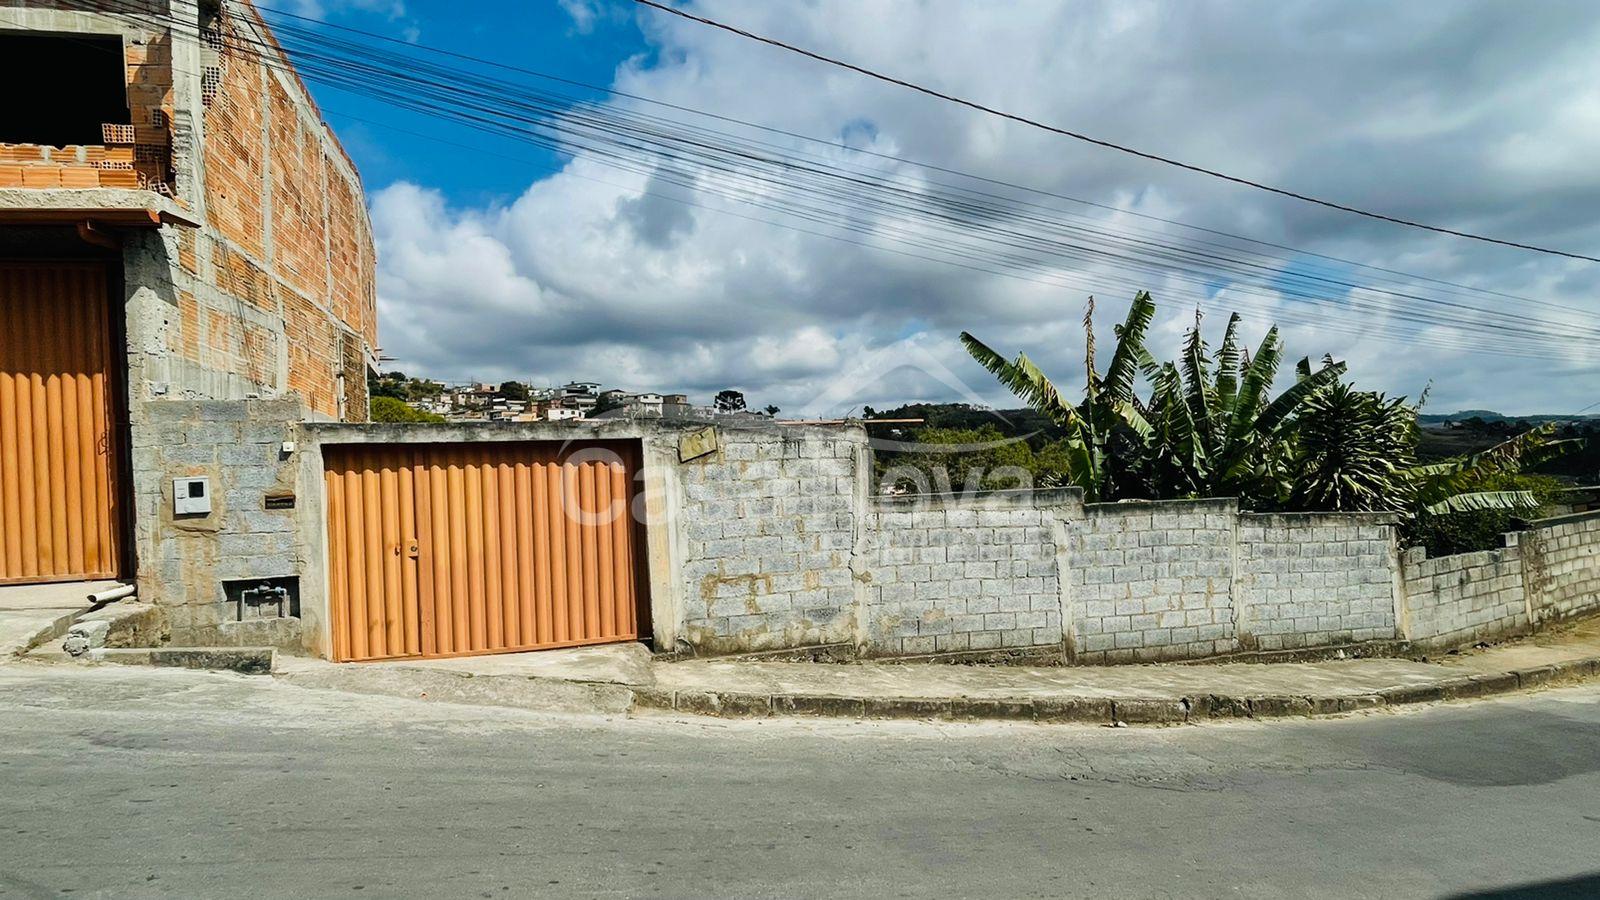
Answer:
top-left (131, 399), bottom-right (309, 650)
top-left (136, 413), bottom-right (1597, 663)
top-left (1524, 511), bottom-right (1600, 624)
top-left (1067, 500), bottom-right (1237, 663)
top-left (1400, 541), bottom-right (1529, 650)
top-left (1238, 513), bottom-right (1398, 651)
top-left (863, 490), bottom-right (1075, 656)
top-left (675, 428), bottom-right (866, 653)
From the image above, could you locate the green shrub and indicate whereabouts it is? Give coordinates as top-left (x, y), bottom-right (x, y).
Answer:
top-left (369, 396), bottom-right (445, 424)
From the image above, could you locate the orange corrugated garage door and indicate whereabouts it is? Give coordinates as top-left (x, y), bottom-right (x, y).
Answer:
top-left (323, 441), bottom-right (647, 662)
top-left (0, 263), bottom-right (122, 584)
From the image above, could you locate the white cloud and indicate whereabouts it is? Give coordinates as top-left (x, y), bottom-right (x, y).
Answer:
top-left (558, 0), bottom-right (601, 35)
top-left (372, 0), bottom-right (1600, 414)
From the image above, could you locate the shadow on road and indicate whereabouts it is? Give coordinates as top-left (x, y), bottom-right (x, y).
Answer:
top-left (1448, 872), bottom-right (1600, 899)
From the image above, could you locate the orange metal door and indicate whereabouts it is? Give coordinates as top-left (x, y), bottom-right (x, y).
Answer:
top-left (0, 264), bottom-right (122, 584)
top-left (323, 441), bottom-right (646, 662)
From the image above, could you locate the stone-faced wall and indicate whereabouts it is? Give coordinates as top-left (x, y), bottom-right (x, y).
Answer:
top-left (864, 490), bottom-right (1073, 656)
top-left (1238, 513), bottom-right (1399, 651)
top-left (1067, 500), bottom-right (1237, 663)
top-left (132, 398), bottom-right (310, 650)
top-left (675, 427), bottom-right (866, 654)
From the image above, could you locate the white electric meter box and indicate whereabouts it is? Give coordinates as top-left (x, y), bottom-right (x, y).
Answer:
top-left (173, 477), bottom-right (212, 516)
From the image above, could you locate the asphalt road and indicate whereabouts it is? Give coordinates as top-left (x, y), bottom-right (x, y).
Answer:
top-left (3, 663), bottom-right (1600, 899)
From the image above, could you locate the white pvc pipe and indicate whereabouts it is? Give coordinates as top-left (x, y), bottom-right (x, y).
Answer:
top-left (87, 584), bottom-right (136, 605)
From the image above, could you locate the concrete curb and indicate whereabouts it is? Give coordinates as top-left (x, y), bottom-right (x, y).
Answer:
top-left (631, 655), bottom-right (1600, 725)
top-left (61, 646), bottom-right (276, 675)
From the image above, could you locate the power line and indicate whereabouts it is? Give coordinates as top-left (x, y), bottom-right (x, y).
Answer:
top-left (317, 110), bottom-right (1585, 361)
top-left (631, 0), bottom-right (1600, 264)
top-left (244, 0), bottom-right (1586, 317)
top-left (228, 11), bottom-right (1600, 345)
top-left (122, 1), bottom-right (1597, 338)
top-left (55, 1), bottom-right (1600, 359)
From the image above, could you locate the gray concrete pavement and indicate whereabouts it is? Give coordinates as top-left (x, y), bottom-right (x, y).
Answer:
top-left (263, 618), bottom-right (1600, 725)
top-left (3, 662), bottom-right (1600, 898)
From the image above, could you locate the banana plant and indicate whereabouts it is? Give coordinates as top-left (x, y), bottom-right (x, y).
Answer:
top-left (960, 291), bottom-right (1158, 500)
top-left (1408, 423), bottom-right (1580, 515)
top-left (1145, 310), bottom-right (1347, 501)
top-left (963, 292), bottom-right (1344, 502)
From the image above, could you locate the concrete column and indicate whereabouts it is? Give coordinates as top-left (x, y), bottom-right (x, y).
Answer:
top-left (641, 437), bottom-right (684, 652)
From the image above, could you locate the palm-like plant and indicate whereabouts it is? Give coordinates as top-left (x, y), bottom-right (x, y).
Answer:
top-left (961, 291), bottom-right (1585, 523)
top-left (1285, 381), bottom-right (1416, 512)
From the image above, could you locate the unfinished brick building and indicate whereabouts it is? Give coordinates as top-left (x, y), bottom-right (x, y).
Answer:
top-left (0, 0), bottom-right (376, 618)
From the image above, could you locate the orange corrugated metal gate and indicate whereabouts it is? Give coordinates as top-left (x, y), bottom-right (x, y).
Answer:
top-left (322, 441), bottom-right (648, 662)
top-left (0, 263), bottom-right (123, 584)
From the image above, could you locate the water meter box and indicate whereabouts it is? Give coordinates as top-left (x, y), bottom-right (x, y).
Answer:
top-left (172, 476), bottom-right (211, 516)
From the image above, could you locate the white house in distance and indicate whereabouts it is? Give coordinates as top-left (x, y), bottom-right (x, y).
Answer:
top-left (629, 393), bottom-right (665, 416)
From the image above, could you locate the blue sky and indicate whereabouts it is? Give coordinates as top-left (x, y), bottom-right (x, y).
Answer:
top-left (274, 0), bottom-right (650, 205)
top-left (270, 1), bottom-right (1600, 415)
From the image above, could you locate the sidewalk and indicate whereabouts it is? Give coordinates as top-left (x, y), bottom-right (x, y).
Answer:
top-left (271, 617), bottom-right (1600, 725)
top-left (0, 580), bottom-right (118, 659)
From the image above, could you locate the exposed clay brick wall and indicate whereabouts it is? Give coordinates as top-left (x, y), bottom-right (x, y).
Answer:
top-left (201, 35), bottom-right (266, 257)
top-left (264, 75), bottom-right (328, 300)
top-left (183, 1), bottom-right (376, 419)
top-left (283, 289), bottom-right (335, 410)
top-left (325, 161), bottom-right (375, 348)
top-left (3, 1), bottom-right (376, 421)
top-left (0, 23), bottom-right (172, 191)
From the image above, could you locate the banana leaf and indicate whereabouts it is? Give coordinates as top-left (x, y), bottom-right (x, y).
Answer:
top-left (1424, 490), bottom-right (1540, 516)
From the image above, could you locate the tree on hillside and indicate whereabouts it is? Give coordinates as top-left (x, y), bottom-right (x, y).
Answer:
top-left (498, 380), bottom-right (530, 402)
top-left (715, 389), bottom-right (746, 412)
top-left (368, 370), bottom-right (407, 401)
top-left (368, 370), bottom-right (443, 403)
top-left (370, 396), bottom-right (445, 424)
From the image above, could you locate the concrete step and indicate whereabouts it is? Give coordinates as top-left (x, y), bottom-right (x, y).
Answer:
top-left (274, 653), bottom-right (641, 716)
